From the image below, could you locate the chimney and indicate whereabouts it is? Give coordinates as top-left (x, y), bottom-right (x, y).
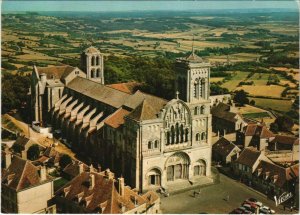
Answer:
top-left (21, 150), bottom-right (27, 160)
top-left (97, 164), bottom-right (102, 173)
top-left (40, 73), bottom-right (47, 83)
top-left (89, 164), bottom-right (95, 173)
top-left (79, 162), bottom-right (84, 174)
top-left (39, 165), bottom-right (47, 181)
top-left (89, 174), bottom-right (95, 189)
top-left (4, 149), bottom-right (12, 169)
top-left (105, 169), bottom-right (114, 180)
top-left (229, 103), bottom-right (237, 113)
top-left (118, 177), bottom-right (125, 196)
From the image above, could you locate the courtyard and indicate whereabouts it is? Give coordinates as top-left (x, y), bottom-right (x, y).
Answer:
top-left (161, 173), bottom-right (296, 214)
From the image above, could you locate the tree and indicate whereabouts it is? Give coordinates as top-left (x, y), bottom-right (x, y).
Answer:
top-left (233, 90), bottom-right (249, 106)
top-left (59, 154), bottom-right (72, 169)
top-left (272, 116), bottom-right (294, 132)
top-left (27, 144), bottom-right (40, 161)
top-left (270, 123), bottom-right (279, 133)
top-left (249, 100), bottom-right (256, 106)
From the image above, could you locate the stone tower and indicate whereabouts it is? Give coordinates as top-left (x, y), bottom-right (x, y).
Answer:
top-left (175, 49), bottom-right (210, 103)
top-left (81, 46), bottom-right (104, 84)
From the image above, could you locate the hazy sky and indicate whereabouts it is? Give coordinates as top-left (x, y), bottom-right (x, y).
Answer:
top-left (2, 1), bottom-right (299, 12)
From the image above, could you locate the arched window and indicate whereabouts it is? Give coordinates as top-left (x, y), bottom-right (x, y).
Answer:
top-left (91, 56), bottom-right (95, 66)
top-left (201, 132), bottom-right (206, 141)
top-left (91, 69), bottom-right (95, 78)
top-left (96, 56), bottom-right (99, 65)
top-left (96, 69), bottom-right (101, 77)
top-left (194, 107), bottom-right (198, 115)
top-left (166, 132), bottom-right (170, 145)
top-left (185, 128), bottom-right (189, 142)
top-left (154, 140), bottom-right (159, 148)
top-left (200, 106), bottom-right (205, 114)
top-left (196, 133), bottom-right (200, 141)
top-left (176, 123), bottom-right (179, 144)
top-left (201, 79), bottom-right (206, 98)
top-left (171, 126), bottom-right (175, 144)
top-left (148, 141), bottom-right (152, 149)
top-left (180, 124), bottom-right (184, 143)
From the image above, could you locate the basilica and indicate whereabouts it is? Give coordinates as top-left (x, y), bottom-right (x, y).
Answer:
top-left (30, 46), bottom-right (213, 192)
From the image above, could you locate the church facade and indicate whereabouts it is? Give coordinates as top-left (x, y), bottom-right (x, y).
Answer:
top-left (30, 47), bottom-right (213, 192)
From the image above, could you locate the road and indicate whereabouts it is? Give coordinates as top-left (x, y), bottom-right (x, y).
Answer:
top-left (161, 174), bottom-right (296, 214)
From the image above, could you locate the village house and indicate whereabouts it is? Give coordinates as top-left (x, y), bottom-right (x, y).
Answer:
top-left (236, 123), bottom-right (275, 151)
top-left (1, 149), bottom-right (56, 213)
top-left (268, 135), bottom-right (299, 153)
top-left (252, 160), bottom-right (299, 199)
top-left (62, 161), bottom-right (89, 180)
top-left (211, 102), bottom-right (247, 135)
top-left (212, 137), bottom-right (241, 165)
top-left (10, 135), bottom-right (38, 160)
top-left (232, 147), bottom-right (271, 181)
top-left (54, 168), bottom-right (160, 214)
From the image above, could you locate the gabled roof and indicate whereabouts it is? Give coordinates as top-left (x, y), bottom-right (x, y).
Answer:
top-left (13, 136), bottom-right (36, 150)
top-left (37, 65), bottom-right (76, 79)
top-left (235, 148), bottom-right (262, 168)
top-left (270, 135), bottom-right (299, 145)
top-left (124, 90), bottom-right (167, 115)
top-left (243, 124), bottom-right (274, 138)
top-left (63, 161), bottom-right (89, 178)
top-left (104, 108), bottom-right (130, 129)
top-left (55, 170), bottom-right (159, 213)
top-left (67, 77), bottom-right (131, 108)
top-left (2, 156), bottom-right (42, 191)
top-left (254, 161), bottom-right (299, 188)
top-left (127, 99), bottom-right (157, 121)
top-left (213, 137), bottom-right (240, 157)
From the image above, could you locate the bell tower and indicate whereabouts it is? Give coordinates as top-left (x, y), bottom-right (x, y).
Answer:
top-left (81, 46), bottom-right (104, 84)
top-left (175, 49), bottom-right (210, 103)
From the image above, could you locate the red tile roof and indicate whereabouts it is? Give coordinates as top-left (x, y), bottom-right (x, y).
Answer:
top-left (1, 155), bottom-right (49, 191)
top-left (244, 124), bottom-right (274, 138)
top-left (107, 82), bottom-right (141, 94)
top-left (254, 161), bottom-right (299, 188)
top-left (55, 170), bottom-right (159, 213)
top-left (104, 108), bottom-right (130, 129)
top-left (235, 148), bottom-right (262, 168)
top-left (213, 137), bottom-right (240, 157)
top-left (37, 65), bottom-right (76, 79)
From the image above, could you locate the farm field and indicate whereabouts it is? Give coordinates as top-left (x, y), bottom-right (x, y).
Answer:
top-left (221, 71), bottom-right (250, 91)
top-left (236, 85), bottom-right (285, 98)
top-left (250, 97), bottom-right (293, 112)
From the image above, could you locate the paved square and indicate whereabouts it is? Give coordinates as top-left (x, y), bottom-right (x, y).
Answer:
top-left (161, 174), bottom-right (296, 214)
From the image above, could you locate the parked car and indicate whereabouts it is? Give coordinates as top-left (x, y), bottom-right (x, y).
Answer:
top-left (247, 198), bottom-right (263, 207)
top-left (260, 206), bottom-right (275, 214)
top-left (238, 206), bottom-right (252, 214)
top-left (242, 203), bottom-right (256, 213)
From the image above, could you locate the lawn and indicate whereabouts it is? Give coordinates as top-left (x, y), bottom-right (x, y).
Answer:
top-left (221, 71), bottom-right (250, 91)
top-left (236, 85), bottom-right (285, 98)
top-left (242, 112), bottom-right (271, 119)
top-left (54, 177), bottom-right (69, 191)
top-left (250, 97), bottom-right (293, 112)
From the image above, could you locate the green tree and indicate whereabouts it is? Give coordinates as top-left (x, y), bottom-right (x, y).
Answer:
top-left (27, 144), bottom-right (40, 161)
top-left (272, 116), bottom-right (294, 132)
top-left (59, 154), bottom-right (72, 169)
top-left (249, 100), bottom-right (256, 106)
top-left (233, 90), bottom-right (249, 106)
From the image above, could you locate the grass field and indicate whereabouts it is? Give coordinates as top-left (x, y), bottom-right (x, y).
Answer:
top-left (236, 85), bottom-right (285, 98)
top-left (221, 71), bottom-right (250, 91)
top-left (210, 77), bottom-right (224, 83)
top-left (250, 97), bottom-right (293, 112)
